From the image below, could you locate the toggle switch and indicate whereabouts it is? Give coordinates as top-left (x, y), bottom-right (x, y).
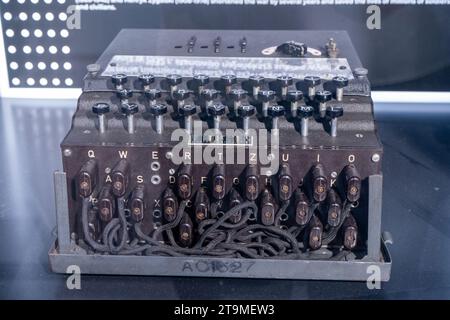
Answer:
top-left (173, 89), bottom-right (191, 109)
top-left (207, 103), bottom-right (226, 131)
top-left (308, 214), bottom-right (323, 250)
top-left (268, 105), bottom-right (285, 131)
top-left (311, 164), bottom-right (328, 202)
top-left (78, 159), bottom-right (98, 198)
top-left (315, 90), bottom-right (332, 118)
top-left (298, 105), bottom-right (314, 137)
top-left (278, 163), bottom-right (293, 201)
top-left (230, 88), bottom-right (248, 116)
top-left (326, 105), bottom-right (344, 137)
top-left (111, 73), bottom-right (127, 90)
top-left (201, 89), bottom-right (220, 109)
top-left (111, 159), bottom-right (130, 197)
top-left (163, 188), bottom-right (178, 222)
top-left (194, 187), bottom-right (210, 222)
top-left (179, 213), bottom-right (194, 247)
top-left (98, 184), bottom-right (115, 222)
top-left (238, 104), bottom-right (255, 134)
top-left (276, 75), bottom-right (293, 97)
top-left (138, 74), bottom-right (155, 92)
top-left (130, 184), bottom-right (146, 222)
top-left (295, 189), bottom-right (310, 226)
top-left (177, 164), bottom-right (193, 200)
top-left (121, 103), bottom-right (139, 134)
top-left (258, 90), bottom-right (276, 117)
top-left (229, 188), bottom-right (243, 223)
top-left (116, 88), bottom-right (133, 105)
top-left (192, 74), bottom-right (209, 94)
top-left (92, 103), bottom-right (110, 134)
top-left (260, 188), bottom-right (276, 226)
top-left (342, 214), bottom-right (358, 250)
top-left (249, 75), bottom-right (265, 98)
top-left (304, 75), bottom-right (321, 99)
top-left (326, 188), bottom-right (342, 227)
top-left (286, 90), bottom-right (303, 117)
top-left (149, 104), bottom-right (168, 134)
top-left (332, 76), bottom-right (348, 101)
top-left (221, 75), bottom-right (237, 95)
top-left (211, 164), bottom-right (226, 200)
top-left (179, 104), bottom-right (197, 135)
top-left (145, 88), bottom-right (162, 106)
top-left (166, 74), bottom-right (183, 97)
top-left (244, 165), bottom-right (259, 201)
top-left (344, 164), bottom-right (361, 202)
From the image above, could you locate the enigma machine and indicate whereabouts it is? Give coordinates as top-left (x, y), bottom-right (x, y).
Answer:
top-left (49, 29), bottom-right (392, 281)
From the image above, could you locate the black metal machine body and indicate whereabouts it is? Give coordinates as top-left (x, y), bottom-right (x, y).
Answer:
top-left (50, 29), bottom-right (391, 281)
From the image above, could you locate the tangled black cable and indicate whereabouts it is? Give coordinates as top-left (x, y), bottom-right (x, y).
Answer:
top-left (81, 197), bottom-right (355, 260)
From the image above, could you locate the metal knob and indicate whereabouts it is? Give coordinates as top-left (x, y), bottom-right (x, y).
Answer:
top-left (297, 105), bottom-right (314, 137)
top-left (149, 103), bottom-right (168, 134)
top-left (121, 103), bottom-right (139, 134)
top-left (304, 76), bottom-right (321, 99)
top-left (92, 103), bottom-right (110, 134)
top-left (286, 90), bottom-right (304, 117)
top-left (326, 105), bottom-right (344, 137)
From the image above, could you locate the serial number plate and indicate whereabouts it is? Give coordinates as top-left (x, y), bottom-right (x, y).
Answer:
top-left (181, 259), bottom-right (255, 274)
top-left (103, 55), bottom-right (354, 80)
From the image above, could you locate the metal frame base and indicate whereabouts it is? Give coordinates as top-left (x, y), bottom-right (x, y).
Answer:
top-left (48, 171), bottom-right (392, 281)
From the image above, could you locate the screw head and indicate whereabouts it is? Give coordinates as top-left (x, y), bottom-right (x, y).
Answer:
top-left (63, 149), bottom-right (72, 157)
top-left (371, 153), bottom-right (381, 162)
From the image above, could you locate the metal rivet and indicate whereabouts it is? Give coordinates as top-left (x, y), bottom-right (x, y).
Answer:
top-left (355, 133), bottom-right (364, 138)
top-left (165, 151), bottom-right (173, 159)
top-left (371, 153), bottom-right (381, 162)
top-left (331, 171), bottom-right (338, 178)
top-left (63, 148), bottom-right (72, 157)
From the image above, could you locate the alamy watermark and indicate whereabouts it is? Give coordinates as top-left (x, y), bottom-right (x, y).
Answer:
top-left (170, 122), bottom-right (280, 175)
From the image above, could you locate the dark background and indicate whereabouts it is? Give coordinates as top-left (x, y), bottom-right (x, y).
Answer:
top-left (1, 2), bottom-right (450, 90)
